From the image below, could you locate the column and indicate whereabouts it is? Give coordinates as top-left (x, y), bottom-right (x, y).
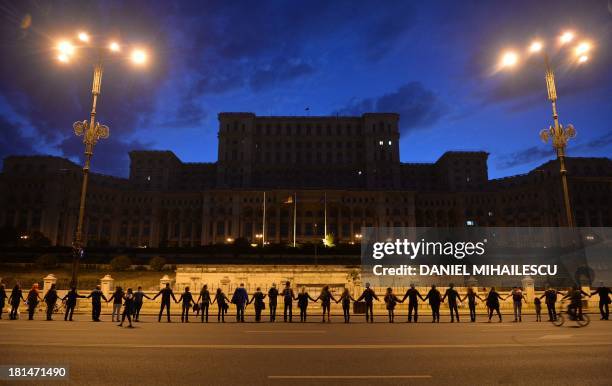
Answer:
top-left (100, 274), bottom-right (114, 297)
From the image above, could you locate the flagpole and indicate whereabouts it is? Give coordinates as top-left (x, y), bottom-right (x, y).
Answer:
top-left (293, 192), bottom-right (297, 248)
top-left (324, 192), bottom-right (327, 239)
top-left (262, 191), bottom-right (266, 247)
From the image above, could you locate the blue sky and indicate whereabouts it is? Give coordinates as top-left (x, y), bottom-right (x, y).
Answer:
top-left (0, 0), bottom-right (610, 178)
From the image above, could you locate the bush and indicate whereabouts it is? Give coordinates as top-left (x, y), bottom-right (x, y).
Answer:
top-left (35, 254), bottom-right (58, 269)
top-left (109, 255), bottom-right (132, 271)
top-left (149, 256), bottom-right (166, 271)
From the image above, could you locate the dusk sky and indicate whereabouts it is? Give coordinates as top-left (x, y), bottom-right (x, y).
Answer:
top-left (0, 0), bottom-right (610, 178)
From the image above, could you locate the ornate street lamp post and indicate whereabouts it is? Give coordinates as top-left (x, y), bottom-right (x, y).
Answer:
top-left (499, 31), bottom-right (592, 227)
top-left (55, 32), bottom-right (148, 286)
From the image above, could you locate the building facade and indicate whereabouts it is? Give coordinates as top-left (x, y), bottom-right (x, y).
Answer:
top-left (1, 112), bottom-right (611, 248)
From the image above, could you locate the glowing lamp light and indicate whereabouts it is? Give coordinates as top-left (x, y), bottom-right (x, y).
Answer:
top-left (501, 51), bottom-right (518, 67)
top-left (578, 55), bottom-right (588, 63)
top-left (109, 41), bottom-right (121, 52)
top-left (77, 32), bottom-right (90, 42)
top-left (57, 53), bottom-right (69, 63)
top-left (130, 49), bottom-right (147, 64)
top-left (529, 41), bottom-right (543, 53)
top-left (575, 42), bottom-right (591, 55)
top-left (57, 41), bottom-right (75, 55)
top-left (560, 31), bottom-right (574, 44)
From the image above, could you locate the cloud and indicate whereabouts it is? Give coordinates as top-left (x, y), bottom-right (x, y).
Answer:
top-left (336, 82), bottom-right (447, 134)
top-left (0, 115), bottom-right (38, 160)
top-left (495, 130), bottom-right (612, 170)
top-left (495, 146), bottom-right (551, 170)
top-left (249, 58), bottom-right (315, 91)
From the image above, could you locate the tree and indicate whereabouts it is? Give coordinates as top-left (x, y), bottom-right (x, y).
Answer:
top-left (149, 256), bottom-right (166, 271)
top-left (110, 255), bottom-right (132, 271)
top-left (0, 226), bottom-right (18, 246)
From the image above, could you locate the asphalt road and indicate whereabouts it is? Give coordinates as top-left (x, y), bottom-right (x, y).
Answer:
top-left (1, 312), bottom-right (611, 386)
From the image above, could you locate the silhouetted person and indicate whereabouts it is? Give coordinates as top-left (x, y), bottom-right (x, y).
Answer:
top-left (153, 283), bottom-right (177, 322)
top-left (26, 283), bottom-right (42, 320)
top-left (540, 286), bottom-right (564, 321)
top-left (486, 287), bottom-right (503, 322)
top-left (461, 287), bottom-right (483, 322)
top-left (296, 287), bottom-right (316, 322)
top-left (133, 286), bottom-right (150, 322)
top-left (316, 285), bottom-right (336, 323)
top-left (9, 284), bottom-right (24, 320)
top-left (177, 286), bottom-right (195, 322)
top-left (562, 286), bottom-right (589, 320)
top-left (384, 287), bottom-right (400, 323)
top-left (268, 283), bottom-right (279, 322)
top-left (356, 283), bottom-right (379, 323)
top-left (212, 288), bottom-right (230, 322)
top-left (248, 287), bottom-right (267, 322)
top-left (62, 286), bottom-right (85, 321)
top-left (282, 281), bottom-right (296, 322)
top-left (0, 284), bottom-right (7, 319)
top-left (337, 288), bottom-right (356, 323)
top-left (231, 283), bottom-right (249, 323)
top-left (87, 285), bottom-right (107, 322)
top-left (43, 283), bottom-right (58, 321)
top-left (442, 283), bottom-right (461, 323)
top-left (506, 286), bottom-right (527, 322)
top-left (533, 296), bottom-right (542, 322)
top-left (107, 286), bottom-right (125, 323)
top-left (423, 285), bottom-right (441, 323)
top-left (401, 284), bottom-right (424, 323)
top-left (197, 284), bottom-right (212, 323)
top-left (590, 284), bottom-right (611, 320)
top-left (118, 288), bottom-right (134, 328)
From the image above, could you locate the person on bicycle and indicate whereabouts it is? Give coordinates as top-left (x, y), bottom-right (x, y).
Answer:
top-left (562, 285), bottom-right (590, 320)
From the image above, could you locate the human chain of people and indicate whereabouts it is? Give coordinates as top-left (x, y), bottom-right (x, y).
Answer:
top-left (0, 282), bottom-right (610, 327)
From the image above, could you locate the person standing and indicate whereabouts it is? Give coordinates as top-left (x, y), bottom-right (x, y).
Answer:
top-left (384, 287), bottom-right (400, 323)
top-left (533, 296), bottom-right (542, 322)
top-left (0, 284), bottom-right (7, 320)
top-left (282, 281), bottom-right (296, 323)
top-left (133, 286), bottom-right (151, 322)
top-left (107, 286), bottom-right (125, 323)
top-left (486, 287), bottom-right (503, 322)
top-left (62, 286), bottom-right (85, 321)
top-left (43, 284), bottom-right (58, 321)
top-left (423, 285), bottom-right (441, 323)
top-left (87, 285), bottom-right (107, 322)
top-left (9, 284), bottom-right (25, 320)
top-left (26, 283), bottom-right (43, 320)
top-left (268, 283), bottom-right (279, 322)
top-left (118, 288), bottom-right (135, 328)
top-left (212, 288), bottom-right (230, 322)
top-left (337, 288), bottom-right (356, 323)
top-left (539, 286), bottom-right (564, 322)
top-left (197, 284), bottom-right (212, 323)
top-left (296, 287), bottom-right (316, 322)
top-left (461, 287), bottom-right (483, 322)
top-left (356, 283), bottom-right (379, 323)
top-left (400, 284), bottom-right (424, 323)
top-left (231, 283), bottom-right (249, 322)
top-left (590, 284), bottom-right (611, 320)
top-left (153, 283), bottom-right (177, 323)
top-left (441, 283), bottom-right (461, 323)
top-left (506, 286), bottom-right (527, 322)
top-left (248, 287), bottom-right (267, 322)
top-left (177, 286), bottom-right (195, 323)
top-left (316, 285), bottom-right (337, 323)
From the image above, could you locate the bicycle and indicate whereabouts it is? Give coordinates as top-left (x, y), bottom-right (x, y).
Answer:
top-left (551, 300), bottom-right (590, 327)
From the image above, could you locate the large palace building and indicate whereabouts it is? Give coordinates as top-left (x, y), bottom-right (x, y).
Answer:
top-left (1, 112), bottom-right (611, 247)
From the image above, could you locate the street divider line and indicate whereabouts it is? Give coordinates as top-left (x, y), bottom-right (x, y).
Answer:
top-left (268, 375), bottom-right (432, 379)
top-left (1, 342), bottom-right (611, 349)
top-left (245, 330), bottom-right (326, 334)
